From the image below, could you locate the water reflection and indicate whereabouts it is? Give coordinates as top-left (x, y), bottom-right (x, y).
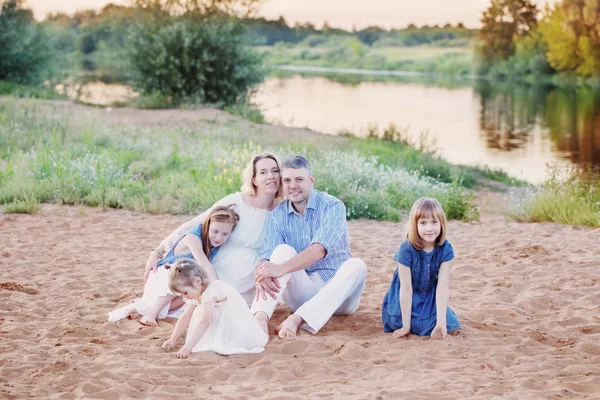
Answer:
top-left (253, 74), bottom-right (600, 183)
top-left (475, 81), bottom-right (600, 165)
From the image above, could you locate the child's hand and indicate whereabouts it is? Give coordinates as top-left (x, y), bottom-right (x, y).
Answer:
top-left (393, 326), bottom-right (411, 339)
top-left (431, 324), bottom-right (447, 340)
top-left (176, 345), bottom-right (193, 359)
top-left (161, 338), bottom-right (177, 351)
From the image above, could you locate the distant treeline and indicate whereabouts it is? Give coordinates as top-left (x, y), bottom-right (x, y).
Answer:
top-left (43, 3), bottom-right (475, 57)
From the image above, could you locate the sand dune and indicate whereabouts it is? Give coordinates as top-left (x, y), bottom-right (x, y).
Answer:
top-left (1, 203), bottom-right (599, 399)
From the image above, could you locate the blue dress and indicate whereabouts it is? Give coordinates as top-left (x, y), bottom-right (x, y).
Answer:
top-left (382, 240), bottom-right (460, 336)
top-left (157, 224), bottom-right (218, 267)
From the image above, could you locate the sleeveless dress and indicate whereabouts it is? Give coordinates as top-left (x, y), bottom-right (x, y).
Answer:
top-left (187, 280), bottom-right (268, 355)
top-left (204, 193), bottom-right (271, 306)
top-left (108, 225), bottom-right (210, 322)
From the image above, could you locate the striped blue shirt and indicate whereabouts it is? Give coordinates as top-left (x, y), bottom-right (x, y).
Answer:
top-left (260, 189), bottom-right (352, 282)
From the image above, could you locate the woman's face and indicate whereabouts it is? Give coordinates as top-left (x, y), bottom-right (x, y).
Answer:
top-left (252, 158), bottom-right (281, 196)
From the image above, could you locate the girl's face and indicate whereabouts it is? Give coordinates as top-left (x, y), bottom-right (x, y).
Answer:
top-left (208, 221), bottom-right (234, 248)
top-left (176, 277), bottom-right (204, 300)
top-left (417, 215), bottom-right (441, 245)
top-left (252, 158), bottom-right (281, 196)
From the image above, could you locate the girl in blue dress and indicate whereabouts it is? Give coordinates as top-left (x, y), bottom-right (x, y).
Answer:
top-left (382, 197), bottom-right (460, 339)
top-left (108, 205), bottom-right (239, 326)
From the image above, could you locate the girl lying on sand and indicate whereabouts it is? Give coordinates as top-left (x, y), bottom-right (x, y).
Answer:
top-left (108, 206), bottom-right (239, 326)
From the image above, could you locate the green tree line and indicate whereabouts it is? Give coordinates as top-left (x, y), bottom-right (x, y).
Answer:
top-left (478, 0), bottom-right (600, 80)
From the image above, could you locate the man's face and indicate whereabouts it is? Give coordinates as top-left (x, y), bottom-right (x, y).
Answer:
top-left (282, 167), bottom-right (314, 205)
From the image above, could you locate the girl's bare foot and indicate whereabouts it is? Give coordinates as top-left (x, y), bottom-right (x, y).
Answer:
top-left (129, 310), bottom-right (141, 320)
top-left (275, 314), bottom-right (303, 339)
top-left (139, 316), bottom-right (158, 327)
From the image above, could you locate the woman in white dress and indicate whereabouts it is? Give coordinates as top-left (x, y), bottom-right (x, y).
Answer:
top-left (144, 152), bottom-right (283, 307)
top-left (161, 258), bottom-right (268, 357)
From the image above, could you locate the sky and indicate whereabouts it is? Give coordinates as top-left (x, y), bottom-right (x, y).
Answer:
top-left (28, 0), bottom-right (557, 29)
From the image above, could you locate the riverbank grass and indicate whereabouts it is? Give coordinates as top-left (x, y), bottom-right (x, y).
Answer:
top-left (0, 99), bottom-right (487, 221)
top-left (510, 167), bottom-right (600, 228)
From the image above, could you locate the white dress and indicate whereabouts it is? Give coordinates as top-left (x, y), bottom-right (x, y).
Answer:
top-left (161, 192), bottom-right (270, 306)
top-left (187, 280), bottom-right (268, 355)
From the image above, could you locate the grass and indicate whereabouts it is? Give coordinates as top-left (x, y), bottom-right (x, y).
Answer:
top-left (508, 166), bottom-right (600, 227)
top-left (259, 44), bottom-right (475, 77)
top-left (0, 99), bottom-right (486, 221)
top-left (0, 81), bottom-right (66, 100)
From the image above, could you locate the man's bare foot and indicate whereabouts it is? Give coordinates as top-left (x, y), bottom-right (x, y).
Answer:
top-left (139, 316), bottom-right (157, 327)
top-left (449, 330), bottom-right (460, 336)
top-left (254, 312), bottom-right (270, 339)
top-left (275, 314), bottom-right (303, 339)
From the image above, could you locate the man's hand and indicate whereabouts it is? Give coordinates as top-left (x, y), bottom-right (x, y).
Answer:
top-left (254, 278), bottom-right (280, 301)
top-left (393, 326), bottom-right (411, 339)
top-left (255, 260), bottom-right (285, 281)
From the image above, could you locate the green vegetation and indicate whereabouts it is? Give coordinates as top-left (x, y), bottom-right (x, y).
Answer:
top-left (477, 0), bottom-right (600, 83)
top-left (127, 13), bottom-right (264, 106)
top-left (510, 167), bottom-right (600, 227)
top-left (0, 81), bottom-right (65, 99)
top-left (261, 42), bottom-right (474, 76)
top-left (0, 0), bottom-right (59, 85)
top-left (0, 100), bottom-right (479, 221)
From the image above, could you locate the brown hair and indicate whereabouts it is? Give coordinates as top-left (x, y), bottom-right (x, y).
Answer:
top-left (241, 152), bottom-right (283, 199)
top-left (201, 205), bottom-right (240, 259)
top-left (168, 258), bottom-right (209, 295)
top-left (405, 197), bottom-right (447, 251)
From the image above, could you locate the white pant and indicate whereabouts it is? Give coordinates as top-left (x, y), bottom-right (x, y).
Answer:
top-left (251, 244), bottom-right (367, 334)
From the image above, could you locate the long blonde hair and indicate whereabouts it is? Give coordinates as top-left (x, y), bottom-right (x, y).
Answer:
top-left (201, 205), bottom-right (240, 258)
top-left (240, 152), bottom-right (283, 199)
top-left (168, 258), bottom-right (209, 295)
top-left (405, 197), bottom-right (447, 251)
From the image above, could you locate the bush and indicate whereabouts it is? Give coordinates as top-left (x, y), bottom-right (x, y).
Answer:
top-left (0, 0), bottom-right (57, 85)
top-left (127, 13), bottom-right (265, 106)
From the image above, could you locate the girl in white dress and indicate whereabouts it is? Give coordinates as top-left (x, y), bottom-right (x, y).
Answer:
top-left (161, 258), bottom-right (268, 357)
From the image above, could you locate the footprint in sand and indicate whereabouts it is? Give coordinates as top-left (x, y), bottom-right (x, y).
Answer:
top-left (0, 282), bottom-right (39, 295)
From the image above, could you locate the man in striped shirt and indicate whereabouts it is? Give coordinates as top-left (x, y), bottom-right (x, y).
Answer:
top-left (251, 156), bottom-right (367, 339)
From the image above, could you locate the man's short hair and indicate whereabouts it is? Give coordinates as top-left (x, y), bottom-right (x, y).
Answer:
top-left (281, 155), bottom-right (312, 176)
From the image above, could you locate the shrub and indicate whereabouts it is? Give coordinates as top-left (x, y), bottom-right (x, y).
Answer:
top-left (127, 13), bottom-right (265, 106)
top-left (0, 0), bottom-right (57, 85)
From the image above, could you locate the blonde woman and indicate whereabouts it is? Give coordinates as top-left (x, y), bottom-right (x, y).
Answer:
top-left (145, 153), bottom-right (283, 306)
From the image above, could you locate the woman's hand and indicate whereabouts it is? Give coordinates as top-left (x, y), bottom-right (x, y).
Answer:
top-left (161, 338), bottom-right (177, 351)
top-left (176, 345), bottom-right (193, 359)
top-left (393, 326), bottom-right (411, 339)
top-left (144, 254), bottom-right (159, 283)
top-left (431, 324), bottom-right (447, 340)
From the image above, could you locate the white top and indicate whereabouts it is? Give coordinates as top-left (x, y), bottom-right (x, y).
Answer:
top-left (186, 280), bottom-right (268, 355)
top-left (161, 192), bottom-right (270, 305)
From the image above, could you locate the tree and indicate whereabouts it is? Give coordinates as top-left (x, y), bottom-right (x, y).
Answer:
top-left (133, 0), bottom-right (263, 18)
top-left (0, 0), bottom-right (58, 84)
top-left (478, 0), bottom-right (539, 61)
top-left (540, 0), bottom-right (600, 76)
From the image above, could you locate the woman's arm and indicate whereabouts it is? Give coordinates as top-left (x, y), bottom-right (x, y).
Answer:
top-left (395, 263), bottom-right (413, 338)
top-left (162, 303), bottom-right (197, 350)
top-left (177, 235), bottom-right (219, 281)
top-left (433, 261), bottom-right (452, 338)
top-left (177, 300), bottom-right (216, 359)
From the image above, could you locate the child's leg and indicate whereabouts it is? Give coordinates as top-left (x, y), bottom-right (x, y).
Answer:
top-left (140, 294), bottom-right (176, 327)
top-left (169, 295), bottom-right (185, 311)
